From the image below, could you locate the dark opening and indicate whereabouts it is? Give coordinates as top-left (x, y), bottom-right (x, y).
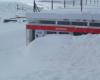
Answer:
top-left (90, 22), bottom-right (100, 27)
top-left (39, 20), bottom-right (55, 24)
top-left (58, 21), bottom-right (70, 25)
top-left (32, 30), bottom-right (35, 41)
top-left (4, 19), bottom-right (17, 23)
top-left (73, 32), bottom-right (87, 36)
top-left (59, 32), bottom-right (69, 34)
top-left (47, 31), bottom-right (56, 34)
top-left (71, 22), bottom-right (87, 26)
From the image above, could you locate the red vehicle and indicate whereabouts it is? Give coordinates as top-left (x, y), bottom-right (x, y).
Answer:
top-left (26, 9), bottom-right (100, 44)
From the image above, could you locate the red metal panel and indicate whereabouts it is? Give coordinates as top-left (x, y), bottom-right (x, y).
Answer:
top-left (26, 24), bottom-right (100, 34)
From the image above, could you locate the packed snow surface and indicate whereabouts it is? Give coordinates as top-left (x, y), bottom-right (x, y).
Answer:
top-left (23, 34), bottom-right (100, 80)
top-left (0, 22), bottom-right (26, 80)
top-left (1, 0), bottom-right (100, 80)
top-left (1, 33), bottom-right (100, 80)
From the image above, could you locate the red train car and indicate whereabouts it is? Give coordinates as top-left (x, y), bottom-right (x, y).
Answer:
top-left (26, 9), bottom-right (100, 44)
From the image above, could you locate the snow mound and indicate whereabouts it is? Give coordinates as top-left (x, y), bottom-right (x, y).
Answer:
top-left (1, 34), bottom-right (100, 80)
top-left (23, 34), bottom-right (100, 80)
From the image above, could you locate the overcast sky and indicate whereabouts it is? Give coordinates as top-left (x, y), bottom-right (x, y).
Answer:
top-left (0, 0), bottom-right (73, 5)
top-left (0, 0), bottom-right (35, 5)
top-left (0, 0), bottom-right (34, 3)
top-left (0, 0), bottom-right (66, 3)
top-left (0, 0), bottom-right (57, 5)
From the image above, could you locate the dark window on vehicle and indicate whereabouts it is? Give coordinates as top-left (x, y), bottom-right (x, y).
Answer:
top-left (71, 22), bottom-right (87, 26)
top-left (32, 30), bottom-right (35, 41)
top-left (90, 23), bottom-right (100, 27)
top-left (3, 19), bottom-right (17, 23)
top-left (58, 21), bottom-right (70, 25)
top-left (59, 32), bottom-right (69, 34)
top-left (47, 31), bottom-right (56, 34)
top-left (39, 20), bottom-right (55, 24)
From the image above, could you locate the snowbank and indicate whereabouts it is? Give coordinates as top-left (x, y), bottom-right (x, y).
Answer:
top-left (1, 1), bottom-right (100, 79)
top-left (23, 34), bottom-right (100, 80)
top-left (0, 22), bottom-right (26, 80)
top-left (1, 34), bottom-right (100, 80)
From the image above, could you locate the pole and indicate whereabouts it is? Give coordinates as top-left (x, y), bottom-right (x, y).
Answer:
top-left (97, 0), bottom-right (99, 4)
top-left (73, 0), bottom-right (75, 6)
top-left (17, 4), bottom-right (19, 11)
top-left (33, 0), bottom-right (36, 12)
top-left (90, 0), bottom-right (92, 4)
top-left (86, 0), bottom-right (88, 5)
top-left (51, 0), bottom-right (53, 10)
top-left (94, 0), bottom-right (96, 4)
top-left (64, 0), bottom-right (66, 8)
top-left (80, 0), bottom-right (83, 12)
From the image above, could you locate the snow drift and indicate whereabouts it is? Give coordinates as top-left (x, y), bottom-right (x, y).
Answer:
top-left (1, 34), bottom-right (100, 80)
top-left (1, 1), bottom-right (100, 79)
top-left (24, 34), bottom-right (100, 80)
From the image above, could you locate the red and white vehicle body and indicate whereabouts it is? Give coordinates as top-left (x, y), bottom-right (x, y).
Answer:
top-left (26, 9), bottom-right (100, 44)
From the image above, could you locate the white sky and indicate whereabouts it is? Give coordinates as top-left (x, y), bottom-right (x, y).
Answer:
top-left (0, 0), bottom-right (34, 5)
top-left (0, 0), bottom-right (42, 5)
top-left (0, 0), bottom-right (32, 3)
top-left (0, 0), bottom-right (66, 3)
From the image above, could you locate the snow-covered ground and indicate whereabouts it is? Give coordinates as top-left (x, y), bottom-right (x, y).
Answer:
top-left (1, 32), bottom-right (100, 80)
top-left (23, 34), bottom-right (100, 80)
top-left (0, 21), bottom-right (26, 79)
top-left (0, 22), bottom-right (26, 53)
top-left (1, 0), bottom-right (100, 80)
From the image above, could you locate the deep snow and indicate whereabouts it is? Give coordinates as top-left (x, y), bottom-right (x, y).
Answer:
top-left (1, 19), bottom-right (100, 80)
top-left (23, 34), bottom-right (100, 80)
top-left (1, 34), bottom-right (100, 80)
top-left (1, 0), bottom-right (100, 80)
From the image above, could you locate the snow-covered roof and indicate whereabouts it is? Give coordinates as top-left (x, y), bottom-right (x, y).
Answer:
top-left (27, 8), bottom-right (100, 21)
